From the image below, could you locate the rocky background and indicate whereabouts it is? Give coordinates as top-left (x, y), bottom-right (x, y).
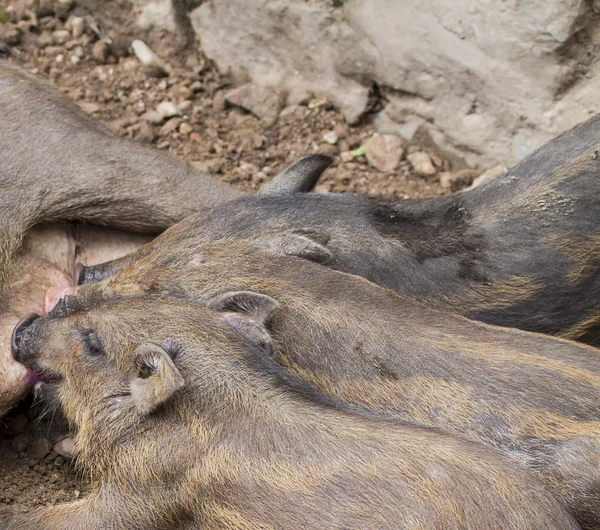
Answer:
top-left (175, 0), bottom-right (599, 168)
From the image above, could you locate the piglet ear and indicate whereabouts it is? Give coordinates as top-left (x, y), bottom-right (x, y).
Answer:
top-left (206, 291), bottom-right (279, 357)
top-left (129, 343), bottom-right (185, 415)
top-left (255, 229), bottom-right (332, 263)
top-left (206, 291), bottom-right (279, 325)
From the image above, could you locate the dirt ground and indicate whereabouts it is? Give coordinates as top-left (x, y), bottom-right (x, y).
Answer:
top-left (0, 0), bottom-right (482, 513)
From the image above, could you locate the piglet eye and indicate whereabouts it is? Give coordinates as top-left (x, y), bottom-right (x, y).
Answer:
top-left (79, 328), bottom-right (106, 357)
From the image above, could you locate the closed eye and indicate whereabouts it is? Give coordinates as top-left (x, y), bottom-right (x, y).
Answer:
top-left (79, 328), bottom-right (106, 357)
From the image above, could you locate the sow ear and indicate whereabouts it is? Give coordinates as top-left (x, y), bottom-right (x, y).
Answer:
top-left (129, 343), bottom-right (185, 415)
top-left (260, 154), bottom-right (333, 194)
top-left (206, 291), bottom-right (278, 356)
top-left (255, 229), bottom-right (332, 263)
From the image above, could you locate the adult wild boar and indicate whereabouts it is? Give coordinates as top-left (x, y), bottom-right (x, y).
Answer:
top-left (5, 297), bottom-right (579, 530)
top-left (82, 114), bottom-right (600, 342)
top-left (64, 240), bottom-right (600, 528)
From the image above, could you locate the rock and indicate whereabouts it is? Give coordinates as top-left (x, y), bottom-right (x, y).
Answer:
top-left (179, 122), bottom-right (193, 135)
top-left (190, 81), bottom-right (204, 93)
top-left (37, 31), bottom-right (54, 48)
top-left (78, 101), bottom-right (101, 114)
top-left (131, 39), bottom-right (162, 67)
top-left (52, 29), bottom-right (70, 44)
top-left (33, 438), bottom-right (53, 460)
top-left (190, 0), bottom-right (595, 165)
top-left (0, 24), bottom-right (22, 46)
top-left (469, 164), bottom-right (509, 189)
top-left (137, 121), bottom-right (157, 143)
top-left (140, 64), bottom-right (168, 78)
top-left (5, 413), bottom-right (28, 436)
top-left (212, 91), bottom-right (226, 112)
top-left (190, 159), bottom-right (223, 173)
top-left (11, 434), bottom-right (29, 453)
top-left (340, 151), bottom-right (354, 163)
top-left (334, 123), bottom-right (348, 139)
top-left (322, 130), bottom-right (338, 145)
top-left (169, 83), bottom-right (192, 102)
top-left (159, 117), bottom-right (183, 136)
top-left (407, 151), bottom-right (437, 177)
top-left (135, 0), bottom-right (178, 33)
top-left (308, 97), bottom-right (328, 110)
top-left (73, 45), bottom-right (83, 57)
top-left (53, 437), bottom-right (75, 459)
top-left (53, 0), bottom-right (73, 19)
top-left (440, 169), bottom-right (480, 192)
top-left (140, 109), bottom-right (164, 125)
top-left (177, 100), bottom-right (193, 114)
top-left (70, 15), bottom-right (85, 38)
top-left (365, 133), bottom-right (404, 172)
top-left (38, 0), bottom-right (55, 17)
top-left (225, 83), bottom-right (284, 121)
top-left (286, 87), bottom-right (312, 106)
top-left (92, 39), bottom-right (110, 63)
top-left (156, 100), bottom-right (180, 119)
top-left (45, 45), bottom-right (65, 56)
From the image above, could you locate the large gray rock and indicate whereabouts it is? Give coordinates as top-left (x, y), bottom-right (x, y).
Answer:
top-left (189, 0), bottom-right (600, 167)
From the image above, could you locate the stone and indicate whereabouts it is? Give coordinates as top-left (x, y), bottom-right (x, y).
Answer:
top-left (92, 39), bottom-right (110, 63)
top-left (54, 437), bottom-right (75, 459)
top-left (190, 0), bottom-right (596, 165)
top-left (78, 102), bottom-right (101, 114)
top-left (322, 130), bottom-right (338, 145)
top-left (52, 29), bottom-right (69, 43)
top-left (0, 24), bottom-right (22, 46)
top-left (407, 151), bottom-right (437, 177)
top-left (33, 438), bottom-right (53, 460)
top-left (340, 151), bottom-right (354, 163)
top-left (469, 164), bottom-right (509, 189)
top-left (137, 121), bottom-right (157, 143)
top-left (156, 100), bottom-right (180, 118)
top-left (225, 83), bottom-right (284, 121)
top-left (286, 87), bottom-right (312, 106)
top-left (131, 39), bottom-right (162, 67)
top-left (308, 97), bottom-right (328, 110)
top-left (440, 169), bottom-right (480, 192)
top-left (140, 109), bottom-right (164, 125)
top-left (365, 133), bottom-right (404, 172)
top-left (159, 117), bottom-right (183, 136)
top-left (70, 15), bottom-right (85, 38)
top-left (169, 83), bottom-right (192, 102)
top-left (134, 0), bottom-right (178, 33)
top-left (190, 158), bottom-right (223, 173)
top-left (53, 0), bottom-right (73, 19)
top-left (37, 31), bottom-right (54, 48)
top-left (177, 100), bottom-right (193, 114)
top-left (179, 122), bottom-right (193, 134)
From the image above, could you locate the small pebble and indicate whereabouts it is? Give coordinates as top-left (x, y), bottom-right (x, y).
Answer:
top-left (131, 39), bottom-right (162, 67)
top-left (92, 40), bottom-right (110, 63)
top-left (156, 100), bottom-right (180, 119)
top-left (322, 130), bottom-right (338, 145)
top-left (53, 437), bottom-right (75, 459)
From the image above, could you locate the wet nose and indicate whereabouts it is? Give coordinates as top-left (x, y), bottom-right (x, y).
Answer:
top-left (12, 313), bottom-right (41, 362)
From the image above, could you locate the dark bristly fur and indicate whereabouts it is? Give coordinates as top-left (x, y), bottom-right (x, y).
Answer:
top-left (71, 239), bottom-right (600, 528)
top-left (82, 114), bottom-right (600, 342)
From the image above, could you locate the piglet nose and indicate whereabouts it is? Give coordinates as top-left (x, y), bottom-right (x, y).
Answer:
top-left (12, 313), bottom-right (41, 362)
